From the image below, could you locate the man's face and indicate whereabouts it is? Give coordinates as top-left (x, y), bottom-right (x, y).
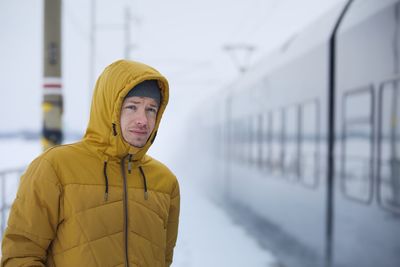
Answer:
top-left (120, 96), bottom-right (158, 148)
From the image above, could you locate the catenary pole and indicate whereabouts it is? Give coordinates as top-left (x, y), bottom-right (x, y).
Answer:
top-left (42, 0), bottom-right (63, 150)
top-left (125, 7), bottom-right (131, 59)
top-left (89, 0), bottom-right (96, 106)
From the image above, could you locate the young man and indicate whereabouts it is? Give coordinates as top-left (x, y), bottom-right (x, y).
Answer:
top-left (1, 60), bottom-right (180, 267)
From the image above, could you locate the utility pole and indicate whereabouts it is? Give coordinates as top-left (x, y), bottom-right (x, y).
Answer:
top-left (90, 5), bottom-right (138, 91)
top-left (124, 7), bottom-right (131, 59)
top-left (42, 0), bottom-right (63, 150)
top-left (89, 0), bottom-right (96, 104)
top-left (124, 6), bottom-right (140, 59)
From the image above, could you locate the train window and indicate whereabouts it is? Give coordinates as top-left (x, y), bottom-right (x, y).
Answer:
top-left (232, 119), bottom-right (239, 162)
top-left (242, 118), bottom-right (248, 164)
top-left (237, 119), bottom-right (242, 162)
top-left (233, 119), bottom-right (239, 162)
top-left (271, 109), bottom-right (284, 175)
top-left (214, 124), bottom-right (219, 157)
top-left (256, 114), bottom-right (263, 169)
top-left (284, 105), bottom-right (300, 181)
top-left (236, 119), bottom-right (242, 162)
top-left (240, 118), bottom-right (246, 162)
top-left (250, 115), bottom-right (260, 166)
top-left (247, 117), bottom-right (253, 165)
top-left (299, 99), bottom-right (320, 189)
top-left (225, 120), bottom-right (231, 160)
top-left (261, 112), bottom-right (272, 170)
top-left (340, 86), bottom-right (374, 204)
top-left (249, 116), bottom-right (256, 165)
top-left (242, 117), bottom-right (248, 163)
top-left (377, 80), bottom-right (400, 213)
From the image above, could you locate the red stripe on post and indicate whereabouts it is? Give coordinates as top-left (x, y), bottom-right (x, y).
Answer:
top-left (44, 84), bottom-right (62, 88)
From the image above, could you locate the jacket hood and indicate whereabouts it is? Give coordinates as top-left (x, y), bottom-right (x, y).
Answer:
top-left (83, 59), bottom-right (169, 161)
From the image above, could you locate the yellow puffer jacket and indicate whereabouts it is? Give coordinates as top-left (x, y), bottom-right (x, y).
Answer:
top-left (1, 60), bottom-right (180, 267)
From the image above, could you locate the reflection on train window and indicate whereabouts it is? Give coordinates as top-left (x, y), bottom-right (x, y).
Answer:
top-left (214, 123), bottom-right (220, 157)
top-left (234, 119), bottom-right (240, 161)
top-left (378, 80), bottom-right (400, 213)
top-left (224, 121), bottom-right (230, 159)
top-left (284, 105), bottom-right (300, 181)
top-left (299, 100), bottom-right (320, 188)
top-left (233, 119), bottom-right (240, 161)
top-left (261, 112), bottom-right (272, 169)
top-left (250, 116), bottom-right (255, 165)
top-left (240, 118), bottom-right (246, 162)
top-left (341, 86), bottom-right (374, 204)
top-left (256, 114), bottom-right (263, 168)
top-left (247, 116), bottom-right (253, 165)
top-left (243, 118), bottom-right (249, 163)
top-left (251, 115), bottom-right (261, 166)
top-left (271, 109), bottom-right (284, 175)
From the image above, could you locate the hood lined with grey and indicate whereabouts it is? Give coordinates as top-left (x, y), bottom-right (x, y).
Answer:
top-left (124, 80), bottom-right (161, 107)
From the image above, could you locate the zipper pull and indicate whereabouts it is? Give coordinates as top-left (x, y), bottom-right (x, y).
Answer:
top-left (128, 154), bottom-right (133, 174)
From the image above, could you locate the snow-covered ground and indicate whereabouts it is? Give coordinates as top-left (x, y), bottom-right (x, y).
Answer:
top-left (174, 177), bottom-right (278, 267)
top-left (0, 138), bottom-right (278, 266)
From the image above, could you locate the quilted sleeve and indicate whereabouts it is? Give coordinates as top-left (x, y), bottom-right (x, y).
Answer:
top-left (165, 179), bottom-right (180, 267)
top-left (1, 157), bottom-right (62, 267)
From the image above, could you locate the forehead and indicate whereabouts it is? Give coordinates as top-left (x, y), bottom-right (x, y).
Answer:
top-left (122, 96), bottom-right (158, 107)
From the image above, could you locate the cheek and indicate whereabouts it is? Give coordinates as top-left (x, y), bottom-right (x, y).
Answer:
top-left (148, 117), bottom-right (157, 131)
top-left (120, 111), bottom-right (130, 129)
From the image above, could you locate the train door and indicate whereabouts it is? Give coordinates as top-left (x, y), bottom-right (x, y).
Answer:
top-left (334, 0), bottom-right (400, 266)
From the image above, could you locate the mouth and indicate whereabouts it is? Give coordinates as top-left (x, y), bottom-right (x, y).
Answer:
top-left (129, 129), bottom-right (148, 135)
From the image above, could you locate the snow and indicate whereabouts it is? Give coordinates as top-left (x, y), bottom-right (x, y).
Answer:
top-left (174, 178), bottom-right (278, 267)
top-left (0, 139), bottom-right (41, 170)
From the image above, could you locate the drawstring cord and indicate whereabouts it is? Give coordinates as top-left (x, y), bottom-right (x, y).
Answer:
top-left (103, 161), bottom-right (109, 202)
top-left (119, 154), bottom-right (149, 200)
top-left (128, 154), bottom-right (133, 174)
top-left (139, 166), bottom-right (149, 200)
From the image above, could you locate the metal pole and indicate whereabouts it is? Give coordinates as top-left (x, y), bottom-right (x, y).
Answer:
top-left (42, 0), bottom-right (63, 150)
top-left (89, 0), bottom-right (96, 105)
top-left (125, 7), bottom-right (131, 59)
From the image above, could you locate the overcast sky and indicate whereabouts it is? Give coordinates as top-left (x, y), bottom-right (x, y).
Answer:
top-left (0, 0), bottom-right (344, 140)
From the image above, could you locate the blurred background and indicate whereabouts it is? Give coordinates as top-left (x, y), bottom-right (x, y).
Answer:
top-left (0, 0), bottom-right (341, 143)
top-left (2, 0), bottom-right (400, 267)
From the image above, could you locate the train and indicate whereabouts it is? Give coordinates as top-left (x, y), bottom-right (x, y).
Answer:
top-left (186, 0), bottom-right (400, 266)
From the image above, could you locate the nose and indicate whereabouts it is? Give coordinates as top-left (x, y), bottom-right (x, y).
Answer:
top-left (135, 109), bottom-right (148, 128)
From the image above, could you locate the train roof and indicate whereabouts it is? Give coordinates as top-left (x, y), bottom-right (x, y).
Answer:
top-left (226, 0), bottom-right (399, 98)
top-left (226, 1), bottom-right (348, 97)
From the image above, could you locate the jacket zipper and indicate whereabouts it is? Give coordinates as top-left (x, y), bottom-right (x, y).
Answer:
top-left (121, 156), bottom-right (130, 267)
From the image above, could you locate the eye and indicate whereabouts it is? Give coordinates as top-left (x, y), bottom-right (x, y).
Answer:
top-left (146, 107), bottom-right (158, 114)
top-left (125, 105), bottom-right (137, 111)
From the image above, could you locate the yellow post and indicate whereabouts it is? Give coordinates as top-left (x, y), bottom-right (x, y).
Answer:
top-left (42, 0), bottom-right (63, 150)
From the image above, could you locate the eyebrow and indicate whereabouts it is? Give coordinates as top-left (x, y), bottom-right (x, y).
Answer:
top-left (125, 99), bottom-right (159, 108)
top-left (149, 103), bottom-right (158, 108)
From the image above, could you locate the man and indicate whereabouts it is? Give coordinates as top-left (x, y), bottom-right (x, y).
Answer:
top-left (1, 60), bottom-right (180, 267)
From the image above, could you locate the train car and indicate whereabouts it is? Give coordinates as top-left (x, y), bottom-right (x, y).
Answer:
top-left (187, 0), bottom-right (400, 266)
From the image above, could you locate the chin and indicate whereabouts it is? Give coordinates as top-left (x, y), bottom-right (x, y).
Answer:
top-left (129, 140), bottom-right (146, 148)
